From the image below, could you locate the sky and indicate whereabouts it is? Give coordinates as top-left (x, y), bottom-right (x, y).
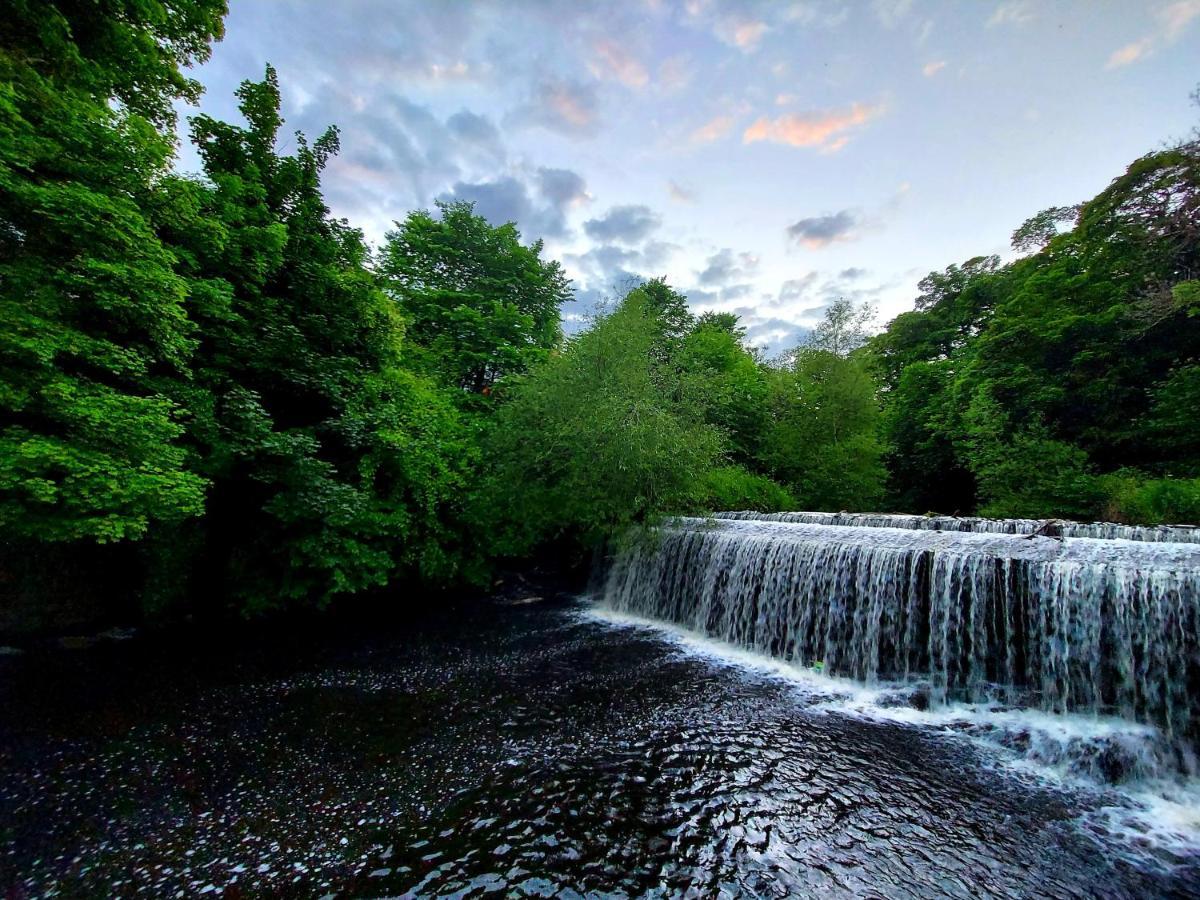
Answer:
top-left (177, 0), bottom-right (1200, 353)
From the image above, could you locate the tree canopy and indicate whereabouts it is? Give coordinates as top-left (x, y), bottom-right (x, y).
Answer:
top-left (2, 0), bottom-right (1198, 628)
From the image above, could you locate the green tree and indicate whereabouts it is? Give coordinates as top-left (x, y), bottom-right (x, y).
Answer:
top-left (676, 313), bottom-right (768, 466)
top-left (761, 302), bottom-right (885, 510)
top-left (478, 288), bottom-right (723, 558)
top-left (0, 0), bottom-right (224, 543)
top-left (155, 69), bottom-right (477, 613)
top-left (871, 128), bottom-right (1200, 521)
top-left (379, 201), bottom-right (571, 402)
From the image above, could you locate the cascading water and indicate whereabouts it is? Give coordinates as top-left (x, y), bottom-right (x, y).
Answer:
top-left (714, 509), bottom-right (1200, 543)
top-left (597, 516), bottom-right (1200, 782)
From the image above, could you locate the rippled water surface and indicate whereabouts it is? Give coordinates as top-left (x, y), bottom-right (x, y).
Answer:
top-left (2, 594), bottom-right (1198, 898)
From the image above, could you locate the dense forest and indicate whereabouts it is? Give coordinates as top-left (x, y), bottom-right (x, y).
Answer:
top-left (2, 2), bottom-right (1198, 627)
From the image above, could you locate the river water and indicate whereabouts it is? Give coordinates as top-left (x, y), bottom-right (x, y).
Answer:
top-left (2, 592), bottom-right (1198, 898)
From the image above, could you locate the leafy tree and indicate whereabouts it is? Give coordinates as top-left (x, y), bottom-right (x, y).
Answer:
top-left (0, 0), bottom-right (224, 543)
top-left (700, 465), bottom-right (796, 513)
top-left (1010, 205), bottom-right (1081, 254)
top-left (478, 288), bottom-right (722, 558)
top-left (154, 69), bottom-right (477, 613)
top-left (379, 201), bottom-right (570, 401)
top-left (871, 128), bottom-right (1200, 521)
top-left (879, 361), bottom-right (975, 514)
top-left (802, 297), bottom-right (875, 357)
top-left (676, 315), bottom-right (768, 466)
top-left (630, 277), bottom-right (695, 359)
top-left (761, 302), bottom-right (885, 510)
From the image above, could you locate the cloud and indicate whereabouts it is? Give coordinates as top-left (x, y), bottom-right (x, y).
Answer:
top-left (786, 210), bottom-right (859, 249)
top-left (743, 101), bottom-right (884, 152)
top-left (509, 78), bottom-right (599, 136)
top-left (657, 55), bottom-right (693, 93)
top-left (839, 267), bottom-right (868, 280)
top-left (1161, 0), bottom-right (1200, 38)
top-left (1106, 1), bottom-right (1200, 68)
top-left (582, 204), bottom-right (663, 243)
top-left (566, 240), bottom-right (679, 292)
top-left (1106, 38), bottom-right (1154, 68)
top-left (873, 0), bottom-right (914, 28)
top-left (690, 114), bottom-right (737, 144)
top-left (715, 16), bottom-right (769, 50)
top-left (590, 39), bottom-right (649, 88)
top-left (743, 318), bottom-right (813, 354)
top-left (667, 180), bottom-right (696, 203)
top-left (986, 1), bottom-right (1035, 27)
top-left (438, 165), bottom-right (590, 240)
top-left (922, 60), bottom-right (947, 77)
top-left (536, 167), bottom-right (590, 210)
top-left (305, 89), bottom-right (500, 237)
top-left (445, 110), bottom-right (505, 160)
top-left (698, 248), bottom-right (760, 286)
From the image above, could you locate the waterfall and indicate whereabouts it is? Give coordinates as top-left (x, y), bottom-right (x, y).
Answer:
top-left (713, 510), bottom-right (1200, 543)
top-left (598, 518), bottom-right (1200, 743)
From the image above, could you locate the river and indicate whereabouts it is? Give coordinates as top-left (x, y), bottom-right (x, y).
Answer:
top-left (2, 589), bottom-right (1198, 898)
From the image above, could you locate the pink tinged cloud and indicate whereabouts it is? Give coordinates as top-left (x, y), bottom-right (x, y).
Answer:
top-left (713, 16), bottom-right (769, 51)
top-left (732, 20), bottom-right (768, 48)
top-left (691, 114), bottom-right (736, 144)
top-left (544, 84), bottom-right (594, 129)
top-left (922, 60), bottom-right (947, 77)
top-left (1106, 37), bottom-right (1153, 68)
top-left (742, 102), bottom-right (884, 152)
top-left (591, 40), bottom-right (649, 88)
top-left (1161, 0), bottom-right (1200, 39)
top-left (1105, 0), bottom-right (1199, 69)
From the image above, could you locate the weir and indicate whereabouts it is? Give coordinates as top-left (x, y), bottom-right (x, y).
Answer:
top-left (598, 517), bottom-right (1200, 742)
top-left (713, 510), bottom-right (1200, 543)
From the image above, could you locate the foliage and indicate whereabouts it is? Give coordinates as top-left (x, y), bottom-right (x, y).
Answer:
top-left (759, 304), bottom-right (886, 511)
top-left (153, 68), bottom-right (482, 613)
top-left (477, 291), bottom-right (723, 558)
top-left (0, 0), bottom-right (222, 543)
top-left (5, 0), bottom-right (1200, 630)
top-left (676, 313), bottom-right (768, 466)
top-left (872, 134), bottom-right (1200, 521)
top-left (699, 466), bottom-right (796, 513)
top-left (379, 202), bottom-right (570, 403)
top-left (1098, 472), bottom-right (1200, 525)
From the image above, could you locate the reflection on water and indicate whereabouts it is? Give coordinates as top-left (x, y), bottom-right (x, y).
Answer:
top-left (1, 596), bottom-right (1198, 898)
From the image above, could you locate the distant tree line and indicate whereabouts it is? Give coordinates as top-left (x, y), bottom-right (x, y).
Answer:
top-left (1, 2), bottom-right (1197, 626)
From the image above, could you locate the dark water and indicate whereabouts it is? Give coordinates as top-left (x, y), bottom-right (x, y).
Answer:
top-left (2, 594), bottom-right (1198, 898)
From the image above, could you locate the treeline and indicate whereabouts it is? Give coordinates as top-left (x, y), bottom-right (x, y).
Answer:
top-left (0, 1), bottom-right (878, 624)
top-left (2, 3), bottom-right (1197, 628)
top-left (871, 129), bottom-right (1200, 523)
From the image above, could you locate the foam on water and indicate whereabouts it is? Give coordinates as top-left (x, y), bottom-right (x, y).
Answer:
top-left (600, 518), bottom-right (1200, 734)
top-left (716, 510), bottom-right (1200, 543)
top-left (582, 603), bottom-right (1200, 869)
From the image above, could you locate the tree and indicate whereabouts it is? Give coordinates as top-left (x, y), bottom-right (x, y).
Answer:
top-left (0, 0), bottom-right (224, 543)
top-left (870, 127), bottom-right (1200, 521)
top-left (1010, 205), bottom-right (1081, 254)
top-left (676, 313), bottom-right (768, 467)
top-left (760, 302), bottom-right (885, 510)
top-left (803, 297), bottom-right (875, 357)
top-left (153, 69), bottom-right (478, 613)
top-left (379, 201), bottom-right (571, 401)
top-left (477, 287), bottom-right (722, 558)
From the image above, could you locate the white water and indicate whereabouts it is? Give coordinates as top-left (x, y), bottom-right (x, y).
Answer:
top-left (715, 509), bottom-right (1200, 543)
top-left (583, 604), bottom-right (1200, 867)
top-left (597, 517), bottom-right (1200, 773)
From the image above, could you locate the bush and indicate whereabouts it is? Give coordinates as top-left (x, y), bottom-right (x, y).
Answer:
top-left (698, 466), bottom-right (796, 512)
top-left (1099, 471), bottom-right (1200, 524)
